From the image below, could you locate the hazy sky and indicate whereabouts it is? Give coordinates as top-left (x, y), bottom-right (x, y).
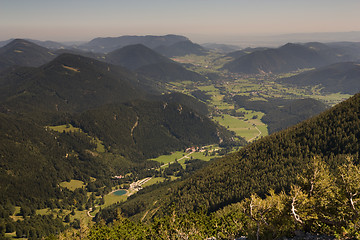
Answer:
top-left (1, 0), bottom-right (360, 43)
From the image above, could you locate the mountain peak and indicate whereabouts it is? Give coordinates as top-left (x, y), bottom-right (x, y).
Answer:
top-left (0, 38), bottom-right (55, 71)
top-left (106, 44), bottom-right (172, 70)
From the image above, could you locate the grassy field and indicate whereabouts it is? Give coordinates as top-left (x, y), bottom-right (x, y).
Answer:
top-left (141, 177), bottom-right (166, 188)
top-left (150, 151), bottom-right (186, 164)
top-left (213, 109), bottom-right (267, 141)
top-left (59, 180), bottom-right (85, 191)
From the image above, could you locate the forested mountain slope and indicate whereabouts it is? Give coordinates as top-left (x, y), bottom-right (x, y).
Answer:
top-left (0, 53), bottom-right (159, 119)
top-left (163, 93), bottom-right (360, 214)
top-left (0, 96), bottom-right (233, 210)
top-left (154, 40), bottom-right (208, 57)
top-left (105, 44), bottom-right (206, 82)
top-left (114, 93), bottom-right (360, 223)
top-left (232, 95), bottom-right (328, 134)
top-left (222, 43), bottom-right (348, 74)
top-left (73, 99), bottom-right (232, 160)
top-left (280, 62), bottom-right (360, 94)
top-left (0, 39), bottom-right (55, 71)
top-left (80, 34), bottom-right (188, 53)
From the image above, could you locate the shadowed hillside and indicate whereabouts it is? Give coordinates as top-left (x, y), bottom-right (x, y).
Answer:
top-left (223, 43), bottom-right (326, 74)
top-left (280, 62), bottom-right (360, 94)
top-left (0, 53), bottom-right (159, 118)
top-left (105, 44), bottom-right (206, 82)
top-left (155, 40), bottom-right (208, 57)
top-left (0, 39), bottom-right (55, 71)
top-left (80, 34), bottom-right (189, 53)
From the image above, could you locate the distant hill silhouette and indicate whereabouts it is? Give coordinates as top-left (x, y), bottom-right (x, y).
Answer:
top-left (223, 43), bottom-right (330, 74)
top-left (105, 44), bottom-right (206, 82)
top-left (80, 34), bottom-right (188, 53)
top-left (26, 39), bottom-right (67, 49)
top-left (280, 62), bottom-right (360, 94)
top-left (0, 39), bottom-right (55, 71)
top-left (201, 43), bottom-right (242, 53)
top-left (54, 48), bottom-right (104, 61)
top-left (155, 40), bottom-right (208, 57)
top-left (225, 47), bottom-right (270, 59)
top-left (106, 44), bottom-right (172, 70)
top-left (326, 41), bottom-right (360, 61)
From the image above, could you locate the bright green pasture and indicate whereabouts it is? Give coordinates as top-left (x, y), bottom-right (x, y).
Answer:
top-left (150, 151), bottom-right (186, 164)
top-left (142, 177), bottom-right (166, 188)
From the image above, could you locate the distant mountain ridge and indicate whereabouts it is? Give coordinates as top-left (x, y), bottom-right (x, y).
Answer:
top-left (80, 34), bottom-right (189, 53)
top-left (201, 43), bottom-right (242, 53)
top-left (154, 40), bottom-right (208, 57)
top-left (223, 42), bottom-right (360, 74)
top-left (106, 44), bottom-right (173, 70)
top-left (223, 43), bottom-right (327, 74)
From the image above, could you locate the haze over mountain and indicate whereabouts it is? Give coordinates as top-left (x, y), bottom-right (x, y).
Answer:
top-left (79, 34), bottom-right (189, 53)
top-left (0, 39), bottom-right (56, 72)
top-left (201, 43), bottom-right (242, 53)
top-left (223, 42), bottom-right (360, 74)
top-left (280, 62), bottom-right (360, 94)
top-left (106, 44), bottom-right (173, 70)
top-left (105, 44), bottom-right (206, 82)
top-left (154, 40), bottom-right (208, 57)
top-left (225, 47), bottom-right (269, 59)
